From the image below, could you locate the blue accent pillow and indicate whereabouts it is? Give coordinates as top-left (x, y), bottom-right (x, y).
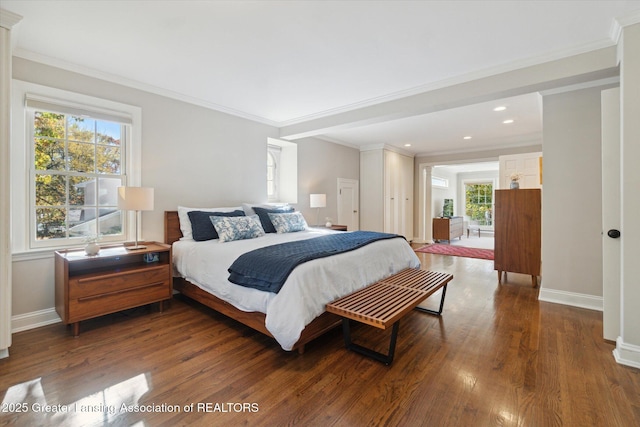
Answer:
top-left (252, 206), bottom-right (295, 233)
top-left (210, 215), bottom-right (265, 243)
top-left (187, 210), bottom-right (245, 241)
top-left (268, 211), bottom-right (308, 233)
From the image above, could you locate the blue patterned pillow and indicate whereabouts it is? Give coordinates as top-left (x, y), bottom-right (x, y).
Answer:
top-left (188, 210), bottom-right (245, 241)
top-left (268, 212), bottom-right (308, 233)
top-left (252, 206), bottom-right (295, 233)
top-left (210, 215), bottom-right (265, 243)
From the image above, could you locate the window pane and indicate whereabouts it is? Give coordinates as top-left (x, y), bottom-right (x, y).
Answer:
top-left (69, 176), bottom-right (96, 206)
top-left (34, 137), bottom-right (65, 171)
top-left (68, 207), bottom-right (98, 238)
top-left (36, 207), bottom-right (66, 240)
top-left (35, 174), bottom-right (66, 206)
top-left (68, 141), bottom-right (95, 173)
top-left (96, 121), bottom-right (121, 145)
top-left (99, 210), bottom-right (123, 236)
top-left (96, 145), bottom-right (121, 174)
top-left (35, 112), bottom-right (65, 138)
top-left (97, 177), bottom-right (121, 206)
top-left (68, 116), bottom-right (95, 142)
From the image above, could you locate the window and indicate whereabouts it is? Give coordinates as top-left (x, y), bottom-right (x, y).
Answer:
top-left (30, 107), bottom-right (127, 246)
top-left (465, 183), bottom-right (493, 226)
top-left (14, 83), bottom-right (141, 252)
top-left (267, 144), bottom-right (280, 201)
top-left (266, 138), bottom-right (297, 203)
top-left (432, 175), bottom-right (449, 188)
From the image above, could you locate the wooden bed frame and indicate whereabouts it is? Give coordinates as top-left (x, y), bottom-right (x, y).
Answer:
top-left (164, 211), bottom-right (341, 354)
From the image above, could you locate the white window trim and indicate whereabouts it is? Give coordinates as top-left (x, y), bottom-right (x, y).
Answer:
top-left (267, 144), bottom-right (281, 202)
top-left (11, 80), bottom-right (142, 254)
top-left (431, 175), bottom-right (449, 188)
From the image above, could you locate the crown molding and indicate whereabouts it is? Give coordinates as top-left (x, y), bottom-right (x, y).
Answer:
top-left (0, 9), bottom-right (22, 29)
top-left (13, 49), bottom-right (281, 128)
top-left (414, 136), bottom-right (542, 158)
top-left (13, 32), bottom-right (619, 132)
top-left (278, 38), bottom-right (617, 128)
top-left (359, 144), bottom-right (414, 157)
top-left (310, 135), bottom-right (360, 150)
top-left (539, 76), bottom-right (619, 97)
top-left (610, 11), bottom-right (640, 44)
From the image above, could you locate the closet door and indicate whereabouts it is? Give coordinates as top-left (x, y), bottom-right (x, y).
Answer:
top-left (400, 153), bottom-right (414, 239)
top-left (384, 150), bottom-right (400, 234)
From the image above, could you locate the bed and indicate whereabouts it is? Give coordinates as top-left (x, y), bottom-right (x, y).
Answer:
top-left (164, 209), bottom-right (420, 353)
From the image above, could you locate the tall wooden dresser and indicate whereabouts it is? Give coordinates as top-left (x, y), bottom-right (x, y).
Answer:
top-left (494, 189), bottom-right (541, 287)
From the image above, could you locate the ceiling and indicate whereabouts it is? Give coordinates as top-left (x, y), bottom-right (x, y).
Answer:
top-left (4, 1), bottom-right (640, 158)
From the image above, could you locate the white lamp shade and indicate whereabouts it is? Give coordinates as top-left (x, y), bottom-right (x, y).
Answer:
top-left (117, 187), bottom-right (154, 211)
top-left (310, 193), bottom-right (326, 209)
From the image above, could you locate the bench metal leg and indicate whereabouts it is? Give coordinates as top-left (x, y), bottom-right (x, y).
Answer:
top-left (342, 318), bottom-right (399, 365)
top-left (414, 283), bottom-right (448, 316)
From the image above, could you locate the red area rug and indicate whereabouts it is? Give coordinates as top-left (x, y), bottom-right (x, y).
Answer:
top-left (415, 244), bottom-right (494, 260)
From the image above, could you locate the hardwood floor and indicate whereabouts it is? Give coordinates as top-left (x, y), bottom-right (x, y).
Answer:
top-left (1, 251), bottom-right (639, 426)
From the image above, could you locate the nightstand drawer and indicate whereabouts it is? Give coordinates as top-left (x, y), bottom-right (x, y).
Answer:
top-left (69, 265), bottom-right (170, 299)
top-left (68, 281), bottom-right (170, 322)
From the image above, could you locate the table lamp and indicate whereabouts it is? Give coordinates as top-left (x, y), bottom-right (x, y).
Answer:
top-left (117, 186), bottom-right (154, 250)
top-left (310, 193), bottom-right (326, 227)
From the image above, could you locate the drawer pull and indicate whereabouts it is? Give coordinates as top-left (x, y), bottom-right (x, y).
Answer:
top-left (76, 265), bottom-right (166, 283)
top-left (77, 281), bottom-right (166, 302)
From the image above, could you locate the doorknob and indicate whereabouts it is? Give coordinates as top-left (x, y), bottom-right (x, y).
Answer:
top-left (607, 229), bottom-right (621, 238)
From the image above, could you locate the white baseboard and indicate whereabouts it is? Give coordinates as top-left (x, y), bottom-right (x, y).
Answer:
top-left (613, 337), bottom-right (640, 369)
top-left (538, 288), bottom-right (603, 311)
top-left (12, 308), bottom-right (61, 333)
top-left (0, 348), bottom-right (8, 359)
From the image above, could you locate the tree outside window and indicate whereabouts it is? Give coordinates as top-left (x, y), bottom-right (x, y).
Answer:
top-left (33, 111), bottom-right (125, 242)
top-left (465, 183), bottom-right (493, 226)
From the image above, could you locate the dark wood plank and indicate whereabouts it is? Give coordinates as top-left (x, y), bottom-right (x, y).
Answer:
top-left (1, 250), bottom-right (639, 426)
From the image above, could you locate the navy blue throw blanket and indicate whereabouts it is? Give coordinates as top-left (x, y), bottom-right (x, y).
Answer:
top-left (228, 231), bottom-right (403, 293)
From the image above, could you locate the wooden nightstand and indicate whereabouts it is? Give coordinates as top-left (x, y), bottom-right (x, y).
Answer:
top-left (328, 225), bottom-right (348, 231)
top-left (54, 242), bottom-right (172, 336)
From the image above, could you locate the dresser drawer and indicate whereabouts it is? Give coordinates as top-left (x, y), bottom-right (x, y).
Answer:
top-left (68, 280), bottom-right (170, 322)
top-left (69, 265), bottom-right (169, 299)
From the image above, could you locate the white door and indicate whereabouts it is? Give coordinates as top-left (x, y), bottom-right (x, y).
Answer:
top-left (499, 152), bottom-right (542, 189)
top-left (601, 87), bottom-right (621, 341)
top-left (337, 178), bottom-right (359, 231)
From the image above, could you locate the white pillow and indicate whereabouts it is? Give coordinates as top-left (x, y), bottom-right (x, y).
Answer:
top-left (177, 206), bottom-right (242, 240)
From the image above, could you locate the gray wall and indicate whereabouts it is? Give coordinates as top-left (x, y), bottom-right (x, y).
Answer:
top-left (296, 137), bottom-right (360, 224)
top-left (541, 85), bottom-right (609, 297)
top-left (10, 58), bottom-right (359, 321)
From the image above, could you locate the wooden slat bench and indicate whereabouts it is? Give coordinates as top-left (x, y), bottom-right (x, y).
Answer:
top-left (326, 268), bottom-right (453, 365)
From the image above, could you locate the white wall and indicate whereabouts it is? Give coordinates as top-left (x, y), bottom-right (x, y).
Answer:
top-left (9, 59), bottom-right (359, 326)
top-left (431, 168), bottom-right (457, 218)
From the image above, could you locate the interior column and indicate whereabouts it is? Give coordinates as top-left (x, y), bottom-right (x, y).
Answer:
top-left (616, 21), bottom-right (640, 368)
top-left (0, 9), bottom-right (22, 359)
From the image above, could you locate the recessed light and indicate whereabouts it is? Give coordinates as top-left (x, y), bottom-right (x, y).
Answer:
top-left (503, 119), bottom-right (514, 124)
top-left (463, 136), bottom-right (472, 140)
top-left (404, 143), bottom-right (411, 147)
top-left (494, 106), bottom-right (507, 111)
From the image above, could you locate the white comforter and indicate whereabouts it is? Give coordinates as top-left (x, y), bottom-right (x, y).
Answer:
top-left (173, 229), bottom-right (420, 350)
